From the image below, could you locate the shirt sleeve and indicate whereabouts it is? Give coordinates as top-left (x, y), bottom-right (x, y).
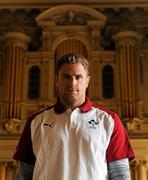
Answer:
top-left (106, 114), bottom-right (135, 163)
top-left (13, 117), bottom-right (36, 165)
top-left (107, 158), bottom-right (130, 180)
top-left (16, 162), bottom-right (34, 180)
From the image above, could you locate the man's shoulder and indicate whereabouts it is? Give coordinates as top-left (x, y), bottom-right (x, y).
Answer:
top-left (28, 104), bottom-right (55, 123)
top-left (92, 103), bottom-right (117, 118)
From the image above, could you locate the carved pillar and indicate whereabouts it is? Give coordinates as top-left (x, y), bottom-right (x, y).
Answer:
top-left (87, 20), bottom-right (104, 50)
top-left (40, 51), bottom-right (55, 101)
top-left (2, 32), bottom-right (30, 131)
top-left (88, 52), bottom-right (101, 100)
top-left (113, 31), bottom-right (142, 119)
top-left (130, 160), bottom-right (137, 180)
top-left (42, 27), bottom-right (52, 51)
top-left (6, 162), bottom-right (17, 180)
top-left (0, 162), bottom-right (6, 180)
top-left (137, 161), bottom-right (147, 180)
top-left (0, 161), bottom-right (17, 180)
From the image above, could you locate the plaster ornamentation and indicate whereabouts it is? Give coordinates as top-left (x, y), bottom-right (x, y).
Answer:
top-left (0, 118), bottom-right (24, 134)
top-left (123, 117), bottom-right (144, 132)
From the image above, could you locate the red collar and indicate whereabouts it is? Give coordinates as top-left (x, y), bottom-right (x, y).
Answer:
top-left (54, 97), bottom-right (92, 114)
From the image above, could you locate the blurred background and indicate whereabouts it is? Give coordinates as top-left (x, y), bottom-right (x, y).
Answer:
top-left (0, 0), bottom-right (148, 179)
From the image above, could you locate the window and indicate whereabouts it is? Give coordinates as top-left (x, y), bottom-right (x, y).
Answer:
top-left (28, 66), bottom-right (40, 99)
top-left (102, 65), bottom-right (114, 99)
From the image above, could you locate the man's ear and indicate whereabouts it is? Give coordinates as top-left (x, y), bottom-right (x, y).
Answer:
top-left (86, 76), bottom-right (90, 87)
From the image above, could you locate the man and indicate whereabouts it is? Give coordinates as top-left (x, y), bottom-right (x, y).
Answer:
top-left (13, 53), bottom-right (135, 180)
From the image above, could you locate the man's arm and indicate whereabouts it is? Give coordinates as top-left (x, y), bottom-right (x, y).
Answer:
top-left (16, 162), bottom-right (34, 180)
top-left (108, 158), bottom-right (131, 180)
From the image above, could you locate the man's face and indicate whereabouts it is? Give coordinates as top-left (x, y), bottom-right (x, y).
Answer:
top-left (56, 63), bottom-right (90, 107)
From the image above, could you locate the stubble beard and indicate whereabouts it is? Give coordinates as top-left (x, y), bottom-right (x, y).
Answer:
top-left (61, 93), bottom-right (78, 106)
top-left (60, 92), bottom-right (85, 109)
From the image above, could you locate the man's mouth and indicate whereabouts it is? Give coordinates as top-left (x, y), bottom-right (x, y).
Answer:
top-left (66, 89), bottom-right (78, 93)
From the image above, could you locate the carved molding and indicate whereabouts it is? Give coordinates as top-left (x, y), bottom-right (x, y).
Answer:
top-left (36, 4), bottom-right (106, 24)
top-left (36, 5), bottom-right (106, 51)
top-left (4, 32), bottom-right (30, 50)
top-left (113, 30), bottom-right (142, 46)
top-left (0, 118), bottom-right (24, 134)
top-left (123, 117), bottom-right (144, 132)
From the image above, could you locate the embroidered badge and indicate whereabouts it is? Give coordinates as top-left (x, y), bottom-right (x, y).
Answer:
top-left (43, 122), bottom-right (54, 128)
top-left (88, 119), bottom-right (98, 129)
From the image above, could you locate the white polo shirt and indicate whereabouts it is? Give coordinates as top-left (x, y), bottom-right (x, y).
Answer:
top-left (13, 97), bottom-right (135, 180)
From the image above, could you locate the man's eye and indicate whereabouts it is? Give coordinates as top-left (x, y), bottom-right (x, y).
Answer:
top-left (76, 75), bottom-right (81, 80)
top-left (63, 75), bottom-right (70, 79)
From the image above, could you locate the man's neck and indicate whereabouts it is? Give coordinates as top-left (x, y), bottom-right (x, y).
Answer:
top-left (60, 98), bottom-right (86, 111)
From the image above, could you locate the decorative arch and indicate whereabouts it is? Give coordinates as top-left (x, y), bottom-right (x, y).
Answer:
top-left (55, 39), bottom-right (88, 59)
top-left (36, 4), bottom-right (106, 23)
top-left (36, 4), bottom-right (106, 52)
top-left (51, 34), bottom-right (91, 51)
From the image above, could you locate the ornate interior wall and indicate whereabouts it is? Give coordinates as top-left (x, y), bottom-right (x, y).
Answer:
top-left (0, 2), bottom-right (148, 180)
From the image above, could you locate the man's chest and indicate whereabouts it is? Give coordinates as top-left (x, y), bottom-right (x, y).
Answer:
top-left (31, 107), bottom-right (114, 155)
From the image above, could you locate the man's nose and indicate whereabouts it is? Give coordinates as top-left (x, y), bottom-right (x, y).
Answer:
top-left (69, 77), bottom-right (77, 86)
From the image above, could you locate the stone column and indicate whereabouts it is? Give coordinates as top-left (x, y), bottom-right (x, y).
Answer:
top-left (130, 160), bottom-right (137, 180)
top-left (2, 32), bottom-right (30, 129)
top-left (40, 51), bottom-right (55, 101)
top-left (113, 31), bottom-right (142, 119)
top-left (42, 27), bottom-right (52, 51)
top-left (89, 52), bottom-right (101, 100)
top-left (6, 161), bottom-right (17, 180)
top-left (87, 20), bottom-right (104, 50)
top-left (0, 162), bottom-right (6, 180)
top-left (137, 161), bottom-right (147, 180)
top-left (0, 161), bottom-right (17, 180)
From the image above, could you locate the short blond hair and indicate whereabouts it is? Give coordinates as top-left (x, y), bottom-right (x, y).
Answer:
top-left (56, 53), bottom-right (89, 75)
